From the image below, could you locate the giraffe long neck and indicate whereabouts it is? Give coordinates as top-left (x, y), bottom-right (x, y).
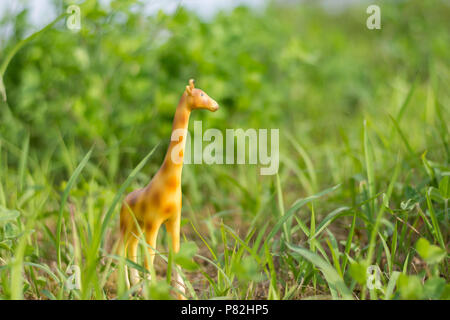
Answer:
top-left (159, 93), bottom-right (191, 180)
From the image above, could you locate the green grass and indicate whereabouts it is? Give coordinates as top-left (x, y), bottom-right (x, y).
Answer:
top-left (0, 0), bottom-right (449, 300)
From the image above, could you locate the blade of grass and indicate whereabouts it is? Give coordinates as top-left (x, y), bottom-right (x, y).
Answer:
top-left (0, 13), bottom-right (67, 101)
top-left (378, 232), bottom-right (392, 274)
top-left (190, 221), bottom-right (217, 260)
top-left (342, 211), bottom-right (357, 272)
top-left (389, 114), bottom-right (415, 157)
top-left (285, 133), bottom-right (318, 192)
top-left (18, 134), bottom-right (29, 193)
top-left (366, 153), bottom-right (401, 266)
top-left (264, 243), bottom-right (280, 300)
top-left (384, 271), bottom-right (400, 300)
top-left (276, 173), bottom-right (289, 241)
top-left (266, 184), bottom-right (341, 244)
top-left (287, 243), bottom-right (353, 300)
top-left (364, 120), bottom-right (376, 220)
top-left (426, 187), bottom-right (445, 249)
top-left (434, 100), bottom-right (450, 161)
top-left (325, 235), bottom-right (343, 278)
top-left (56, 147), bottom-right (93, 269)
top-left (390, 221), bottom-right (398, 272)
top-left (395, 77), bottom-right (417, 123)
top-left (309, 206), bottom-right (351, 241)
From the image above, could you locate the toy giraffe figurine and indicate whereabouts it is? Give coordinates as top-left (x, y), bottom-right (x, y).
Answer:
top-left (119, 79), bottom-right (219, 299)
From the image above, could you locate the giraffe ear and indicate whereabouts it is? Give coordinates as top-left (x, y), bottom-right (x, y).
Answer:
top-left (186, 85), bottom-right (192, 96)
top-left (189, 79), bottom-right (195, 90)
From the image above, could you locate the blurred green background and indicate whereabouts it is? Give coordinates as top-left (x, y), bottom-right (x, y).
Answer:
top-left (0, 0), bottom-right (448, 300)
top-left (1, 0), bottom-right (446, 172)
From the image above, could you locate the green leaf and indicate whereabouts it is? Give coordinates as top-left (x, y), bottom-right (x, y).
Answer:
top-left (287, 243), bottom-right (353, 300)
top-left (349, 261), bottom-right (368, 285)
top-left (442, 284), bottom-right (450, 300)
top-left (429, 186), bottom-right (444, 203)
top-left (439, 176), bottom-right (450, 199)
top-left (423, 277), bottom-right (446, 300)
top-left (232, 256), bottom-right (263, 282)
top-left (415, 238), bottom-right (446, 265)
top-left (0, 206), bottom-right (20, 223)
top-left (4, 223), bottom-right (20, 239)
top-left (397, 274), bottom-right (423, 300)
top-left (148, 280), bottom-right (173, 300)
top-left (422, 152), bottom-right (436, 182)
top-left (174, 241), bottom-right (199, 271)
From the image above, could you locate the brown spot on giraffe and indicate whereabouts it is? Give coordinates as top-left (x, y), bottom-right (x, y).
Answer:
top-left (145, 222), bottom-right (153, 232)
top-left (160, 161), bottom-right (168, 173)
top-left (163, 203), bottom-right (176, 215)
top-left (151, 191), bottom-right (161, 207)
top-left (176, 113), bottom-right (188, 126)
top-left (141, 201), bottom-right (147, 213)
top-left (167, 175), bottom-right (178, 190)
top-left (129, 196), bottom-right (137, 207)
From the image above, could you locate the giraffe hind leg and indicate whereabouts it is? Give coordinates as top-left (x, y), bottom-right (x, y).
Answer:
top-left (165, 216), bottom-right (186, 300)
top-left (121, 236), bottom-right (131, 289)
top-left (126, 235), bottom-right (140, 286)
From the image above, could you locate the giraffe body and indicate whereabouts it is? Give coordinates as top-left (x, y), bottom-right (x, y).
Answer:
top-left (119, 79), bottom-right (219, 299)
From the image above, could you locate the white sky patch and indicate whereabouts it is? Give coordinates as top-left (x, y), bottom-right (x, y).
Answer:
top-left (0, 0), bottom-right (265, 43)
top-left (0, 0), bottom-right (369, 46)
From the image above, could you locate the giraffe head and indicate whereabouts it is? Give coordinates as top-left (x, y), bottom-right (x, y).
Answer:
top-left (185, 79), bottom-right (219, 112)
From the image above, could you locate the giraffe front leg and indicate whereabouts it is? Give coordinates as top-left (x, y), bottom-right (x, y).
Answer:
top-left (120, 238), bottom-right (131, 289)
top-left (144, 222), bottom-right (161, 282)
top-left (165, 215), bottom-right (186, 300)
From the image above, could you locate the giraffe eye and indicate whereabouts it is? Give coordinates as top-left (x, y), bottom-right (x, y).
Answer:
top-left (201, 93), bottom-right (204, 96)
